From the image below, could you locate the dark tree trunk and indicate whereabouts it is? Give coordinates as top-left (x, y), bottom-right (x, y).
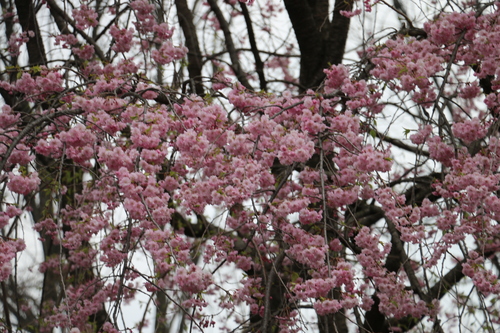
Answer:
top-left (175, 0), bottom-right (204, 95)
top-left (284, 0), bottom-right (353, 90)
top-left (14, 0), bottom-right (47, 67)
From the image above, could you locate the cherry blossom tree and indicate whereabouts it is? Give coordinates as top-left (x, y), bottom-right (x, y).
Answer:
top-left (1, 0), bottom-right (500, 332)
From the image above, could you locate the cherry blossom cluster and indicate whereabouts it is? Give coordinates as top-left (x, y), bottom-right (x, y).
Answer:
top-left (3, 1), bottom-right (500, 332)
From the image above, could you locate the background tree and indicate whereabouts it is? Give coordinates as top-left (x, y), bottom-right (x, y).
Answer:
top-left (1, 0), bottom-right (500, 333)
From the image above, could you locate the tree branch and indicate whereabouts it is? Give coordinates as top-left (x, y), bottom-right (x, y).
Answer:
top-left (240, 2), bottom-right (267, 91)
top-left (262, 252), bottom-right (286, 333)
top-left (45, 0), bottom-right (107, 62)
top-left (206, 0), bottom-right (252, 90)
top-left (375, 130), bottom-right (430, 157)
top-left (0, 109), bottom-right (84, 177)
top-left (175, 0), bottom-right (204, 95)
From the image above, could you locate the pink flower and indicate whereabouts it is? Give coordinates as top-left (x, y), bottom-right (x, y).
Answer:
top-left (130, 0), bottom-right (156, 33)
top-left (153, 23), bottom-right (174, 40)
top-left (151, 41), bottom-right (188, 65)
top-left (36, 72), bottom-right (64, 93)
top-left (72, 5), bottom-right (98, 30)
top-left (452, 118), bottom-right (487, 144)
top-left (7, 144), bottom-right (34, 165)
top-left (58, 123), bottom-right (97, 147)
top-left (0, 239), bottom-right (26, 281)
top-left (427, 136), bottom-right (455, 167)
top-left (72, 44), bottom-right (95, 60)
top-left (110, 25), bottom-right (134, 53)
top-left (356, 145), bottom-right (392, 172)
top-left (410, 125), bottom-right (433, 145)
top-left (277, 130), bottom-right (314, 165)
top-left (0, 105), bottom-right (19, 128)
top-left (313, 299), bottom-right (342, 315)
top-left (15, 73), bottom-right (37, 95)
top-left (7, 172), bottom-right (40, 195)
top-left (8, 32), bottom-right (30, 56)
top-left (324, 65), bottom-right (350, 92)
top-left (339, 9), bottom-right (362, 18)
top-left (54, 34), bottom-right (79, 48)
top-left (174, 264), bottom-right (212, 293)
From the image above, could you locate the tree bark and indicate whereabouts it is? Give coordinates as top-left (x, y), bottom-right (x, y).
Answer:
top-left (14, 0), bottom-right (46, 67)
top-left (175, 0), bottom-right (204, 95)
top-left (284, 0), bottom-right (353, 90)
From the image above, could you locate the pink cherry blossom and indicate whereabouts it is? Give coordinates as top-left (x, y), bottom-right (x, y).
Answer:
top-left (3, 1), bottom-right (500, 332)
top-left (72, 5), bottom-right (98, 30)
